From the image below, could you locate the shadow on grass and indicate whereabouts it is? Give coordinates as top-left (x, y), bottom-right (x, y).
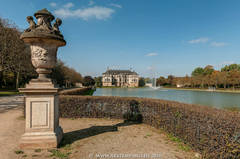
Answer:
top-left (60, 121), bottom-right (140, 147)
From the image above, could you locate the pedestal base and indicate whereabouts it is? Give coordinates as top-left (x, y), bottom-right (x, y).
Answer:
top-left (19, 80), bottom-right (63, 149)
top-left (20, 126), bottom-right (63, 149)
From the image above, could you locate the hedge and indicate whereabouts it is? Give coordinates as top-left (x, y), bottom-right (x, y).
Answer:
top-left (59, 96), bottom-right (240, 159)
top-left (59, 87), bottom-right (94, 95)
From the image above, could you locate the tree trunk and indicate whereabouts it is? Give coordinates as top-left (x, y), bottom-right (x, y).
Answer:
top-left (16, 71), bottom-right (19, 89)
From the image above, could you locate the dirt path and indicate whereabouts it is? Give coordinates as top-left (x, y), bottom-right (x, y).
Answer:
top-left (0, 109), bottom-right (198, 159)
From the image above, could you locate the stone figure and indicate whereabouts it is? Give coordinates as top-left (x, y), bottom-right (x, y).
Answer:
top-left (25, 16), bottom-right (36, 32)
top-left (53, 18), bottom-right (62, 34)
top-left (23, 8), bottom-right (64, 38)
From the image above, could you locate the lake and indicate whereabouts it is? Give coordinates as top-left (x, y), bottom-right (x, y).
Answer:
top-left (93, 87), bottom-right (240, 109)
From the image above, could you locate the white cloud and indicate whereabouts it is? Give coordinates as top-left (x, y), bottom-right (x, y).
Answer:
top-left (145, 52), bottom-right (158, 57)
top-left (64, 2), bottom-right (74, 9)
top-left (89, 0), bottom-right (95, 6)
top-left (54, 5), bottom-right (115, 20)
top-left (188, 37), bottom-right (209, 44)
top-left (211, 42), bottom-right (228, 47)
top-left (109, 3), bottom-right (122, 8)
top-left (50, 2), bottom-right (57, 7)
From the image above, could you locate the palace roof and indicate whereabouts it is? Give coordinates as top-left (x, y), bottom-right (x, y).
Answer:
top-left (103, 69), bottom-right (138, 75)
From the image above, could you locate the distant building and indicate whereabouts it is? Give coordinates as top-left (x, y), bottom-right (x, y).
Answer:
top-left (102, 69), bottom-right (139, 87)
top-left (145, 83), bottom-right (153, 87)
top-left (75, 82), bottom-right (83, 88)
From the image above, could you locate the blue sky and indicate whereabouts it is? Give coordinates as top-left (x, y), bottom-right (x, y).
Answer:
top-left (1, 0), bottom-right (240, 77)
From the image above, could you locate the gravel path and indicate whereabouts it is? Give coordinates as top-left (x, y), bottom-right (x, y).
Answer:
top-left (0, 95), bottom-right (24, 113)
top-left (0, 109), bottom-right (198, 159)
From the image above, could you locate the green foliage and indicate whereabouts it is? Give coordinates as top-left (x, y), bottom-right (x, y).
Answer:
top-left (157, 63), bottom-right (240, 89)
top-left (48, 149), bottom-right (71, 159)
top-left (0, 18), bottom-right (37, 89)
top-left (34, 149), bottom-right (41, 153)
top-left (144, 77), bottom-right (151, 83)
top-left (94, 76), bottom-right (102, 87)
top-left (138, 77), bottom-right (145, 87)
top-left (167, 133), bottom-right (191, 152)
top-left (223, 106), bottom-right (240, 112)
top-left (203, 65), bottom-right (214, 75)
top-left (123, 100), bottom-right (143, 123)
top-left (82, 76), bottom-right (95, 87)
top-left (0, 91), bottom-right (21, 96)
top-left (51, 60), bottom-right (82, 88)
top-left (59, 88), bottom-right (94, 96)
top-left (192, 67), bottom-right (204, 76)
top-left (221, 64), bottom-right (240, 72)
top-left (157, 76), bottom-right (167, 86)
top-left (15, 150), bottom-right (24, 154)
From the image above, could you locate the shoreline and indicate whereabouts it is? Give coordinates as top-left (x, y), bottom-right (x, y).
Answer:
top-left (97, 86), bottom-right (240, 94)
top-left (162, 87), bottom-right (240, 94)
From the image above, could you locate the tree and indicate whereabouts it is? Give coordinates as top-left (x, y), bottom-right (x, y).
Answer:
top-left (51, 60), bottom-right (82, 88)
top-left (0, 17), bottom-right (36, 89)
top-left (221, 64), bottom-right (240, 72)
top-left (144, 77), bottom-right (151, 83)
top-left (138, 77), bottom-right (145, 87)
top-left (94, 76), bottom-right (102, 87)
top-left (167, 75), bottom-right (175, 86)
top-left (191, 67), bottom-right (204, 77)
top-left (157, 76), bottom-right (167, 86)
top-left (203, 65), bottom-right (214, 76)
top-left (83, 76), bottom-right (95, 87)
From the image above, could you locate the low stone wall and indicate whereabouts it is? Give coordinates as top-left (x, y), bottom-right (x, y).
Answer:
top-left (59, 95), bottom-right (240, 158)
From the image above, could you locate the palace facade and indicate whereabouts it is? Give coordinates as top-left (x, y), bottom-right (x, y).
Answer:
top-left (102, 69), bottom-right (139, 87)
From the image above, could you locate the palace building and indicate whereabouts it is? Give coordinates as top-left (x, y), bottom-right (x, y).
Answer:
top-left (102, 69), bottom-right (139, 87)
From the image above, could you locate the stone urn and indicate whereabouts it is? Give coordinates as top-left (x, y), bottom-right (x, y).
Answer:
top-left (20, 8), bottom-right (66, 82)
top-left (19, 9), bottom-right (66, 149)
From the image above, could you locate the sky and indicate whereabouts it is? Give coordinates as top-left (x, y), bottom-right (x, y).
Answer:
top-left (1, 0), bottom-right (240, 77)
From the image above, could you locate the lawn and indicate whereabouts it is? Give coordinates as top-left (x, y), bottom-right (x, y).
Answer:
top-left (0, 91), bottom-right (21, 96)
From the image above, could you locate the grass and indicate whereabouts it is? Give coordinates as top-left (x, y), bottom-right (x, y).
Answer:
top-left (17, 116), bottom-right (25, 120)
top-left (144, 133), bottom-right (152, 138)
top-left (166, 133), bottom-right (191, 152)
top-left (223, 106), bottom-right (240, 112)
top-left (34, 149), bottom-right (41, 153)
top-left (0, 91), bottom-right (21, 96)
top-left (163, 86), bottom-right (240, 94)
top-left (83, 89), bottom-right (95, 96)
top-left (48, 149), bottom-right (71, 159)
top-left (15, 150), bottom-right (24, 154)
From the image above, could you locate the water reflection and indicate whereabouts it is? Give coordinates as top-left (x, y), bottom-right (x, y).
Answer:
top-left (93, 87), bottom-right (240, 108)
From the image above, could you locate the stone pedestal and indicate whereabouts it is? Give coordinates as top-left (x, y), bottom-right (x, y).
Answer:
top-left (19, 8), bottom-right (66, 149)
top-left (19, 81), bottom-right (63, 149)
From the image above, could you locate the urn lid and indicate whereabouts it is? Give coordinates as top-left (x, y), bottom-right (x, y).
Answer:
top-left (34, 8), bottom-right (55, 21)
top-left (21, 8), bottom-right (66, 47)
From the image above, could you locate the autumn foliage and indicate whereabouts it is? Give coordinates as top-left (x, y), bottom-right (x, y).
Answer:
top-left (157, 64), bottom-right (240, 89)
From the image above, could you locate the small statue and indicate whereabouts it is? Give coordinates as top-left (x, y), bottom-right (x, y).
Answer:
top-left (25, 16), bottom-right (36, 32)
top-left (53, 18), bottom-right (62, 34)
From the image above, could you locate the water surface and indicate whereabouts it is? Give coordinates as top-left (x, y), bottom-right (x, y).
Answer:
top-left (93, 87), bottom-right (240, 109)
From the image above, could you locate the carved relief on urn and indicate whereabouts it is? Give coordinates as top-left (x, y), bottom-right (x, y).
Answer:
top-left (20, 8), bottom-right (66, 81)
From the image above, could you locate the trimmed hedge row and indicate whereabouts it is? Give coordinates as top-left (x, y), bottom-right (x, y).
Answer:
top-left (59, 87), bottom-right (93, 95)
top-left (59, 96), bottom-right (240, 159)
